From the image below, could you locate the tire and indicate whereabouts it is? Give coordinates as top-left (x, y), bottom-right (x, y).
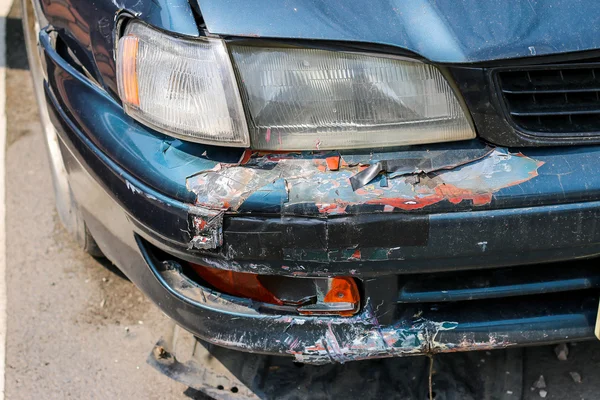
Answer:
top-left (22, 0), bottom-right (104, 258)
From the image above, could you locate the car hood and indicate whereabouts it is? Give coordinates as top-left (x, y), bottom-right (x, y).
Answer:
top-left (196, 0), bottom-right (600, 63)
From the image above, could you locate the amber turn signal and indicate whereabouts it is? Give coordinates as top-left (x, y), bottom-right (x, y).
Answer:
top-left (116, 35), bottom-right (140, 108)
top-left (190, 263), bottom-right (283, 305)
top-left (190, 263), bottom-right (360, 317)
top-left (323, 277), bottom-right (361, 315)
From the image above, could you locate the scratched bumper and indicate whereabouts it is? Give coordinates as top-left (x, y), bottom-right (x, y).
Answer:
top-left (42, 29), bottom-right (600, 363)
top-left (143, 239), bottom-right (598, 364)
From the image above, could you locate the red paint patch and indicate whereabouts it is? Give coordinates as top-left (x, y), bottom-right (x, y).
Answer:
top-left (316, 202), bottom-right (348, 215)
top-left (195, 219), bottom-right (207, 230)
top-left (313, 159), bottom-right (329, 172)
top-left (366, 196), bottom-right (442, 210)
top-left (326, 156), bottom-right (341, 171)
top-left (349, 249), bottom-right (361, 261)
top-left (434, 184), bottom-right (493, 206)
top-left (239, 149), bottom-right (253, 165)
top-left (366, 183), bottom-right (494, 210)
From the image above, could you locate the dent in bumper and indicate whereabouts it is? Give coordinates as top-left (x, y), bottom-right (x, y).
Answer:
top-left (143, 240), bottom-right (595, 365)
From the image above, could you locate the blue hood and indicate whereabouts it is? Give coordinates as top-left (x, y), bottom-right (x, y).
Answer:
top-left (196, 0), bottom-right (600, 63)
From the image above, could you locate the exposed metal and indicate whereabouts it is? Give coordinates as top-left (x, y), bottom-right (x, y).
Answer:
top-left (186, 147), bottom-right (544, 242)
top-left (348, 144), bottom-right (494, 190)
top-left (188, 207), bottom-right (224, 250)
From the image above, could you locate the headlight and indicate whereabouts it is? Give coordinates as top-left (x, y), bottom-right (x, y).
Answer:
top-left (117, 21), bottom-right (475, 150)
top-left (231, 46), bottom-right (475, 150)
top-left (117, 22), bottom-right (250, 147)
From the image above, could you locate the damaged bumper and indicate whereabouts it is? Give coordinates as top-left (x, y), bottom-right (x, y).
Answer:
top-left (43, 28), bottom-right (600, 364)
top-left (144, 243), bottom-right (597, 364)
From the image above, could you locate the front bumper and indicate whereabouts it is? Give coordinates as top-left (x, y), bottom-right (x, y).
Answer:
top-left (42, 30), bottom-right (600, 364)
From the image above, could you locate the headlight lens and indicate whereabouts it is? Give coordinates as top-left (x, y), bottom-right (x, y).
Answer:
top-left (230, 46), bottom-right (475, 150)
top-left (117, 22), bottom-right (250, 147)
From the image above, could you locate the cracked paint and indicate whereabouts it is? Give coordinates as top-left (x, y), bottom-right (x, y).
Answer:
top-left (284, 305), bottom-right (513, 364)
top-left (186, 148), bottom-right (544, 219)
top-left (289, 319), bottom-right (460, 364)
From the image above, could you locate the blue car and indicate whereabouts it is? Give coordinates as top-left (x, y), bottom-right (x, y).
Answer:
top-left (22, 0), bottom-right (600, 380)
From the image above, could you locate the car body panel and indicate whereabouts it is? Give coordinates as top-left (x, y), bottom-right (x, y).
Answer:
top-left (42, 27), bottom-right (600, 273)
top-left (40, 0), bottom-right (198, 96)
top-left (197, 0), bottom-right (600, 63)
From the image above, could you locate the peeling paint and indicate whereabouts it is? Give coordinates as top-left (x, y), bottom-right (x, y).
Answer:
top-left (125, 179), bottom-right (142, 195)
top-left (186, 148), bottom-right (544, 219)
top-left (313, 149), bottom-right (544, 214)
top-left (154, 259), bottom-right (519, 365)
top-left (188, 207), bottom-right (224, 250)
top-left (284, 303), bottom-right (465, 364)
top-left (349, 145), bottom-right (494, 190)
top-left (183, 147), bottom-right (543, 250)
top-left (285, 307), bottom-right (513, 364)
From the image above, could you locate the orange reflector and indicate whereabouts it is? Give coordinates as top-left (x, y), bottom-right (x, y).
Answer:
top-left (190, 263), bottom-right (283, 305)
top-left (323, 277), bottom-right (360, 316)
top-left (190, 263), bottom-right (360, 316)
top-left (324, 277), bottom-right (360, 304)
top-left (117, 35), bottom-right (140, 107)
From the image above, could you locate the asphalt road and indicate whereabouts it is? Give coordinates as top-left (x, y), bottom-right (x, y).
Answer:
top-left (2, 1), bottom-right (600, 399)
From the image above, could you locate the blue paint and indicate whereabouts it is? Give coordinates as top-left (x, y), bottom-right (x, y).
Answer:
top-left (238, 178), bottom-right (289, 213)
top-left (196, 0), bottom-right (600, 63)
top-left (38, 0), bottom-right (600, 220)
top-left (42, 0), bottom-right (199, 97)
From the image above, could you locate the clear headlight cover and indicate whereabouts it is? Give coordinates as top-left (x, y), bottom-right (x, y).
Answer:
top-left (117, 22), bottom-right (250, 147)
top-left (230, 46), bottom-right (475, 150)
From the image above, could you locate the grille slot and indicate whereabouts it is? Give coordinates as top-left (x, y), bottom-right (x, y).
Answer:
top-left (397, 259), bottom-right (600, 304)
top-left (498, 65), bottom-right (600, 135)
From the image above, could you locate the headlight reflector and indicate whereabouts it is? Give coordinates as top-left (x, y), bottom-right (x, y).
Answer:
top-left (230, 46), bottom-right (475, 150)
top-left (117, 22), bottom-right (250, 147)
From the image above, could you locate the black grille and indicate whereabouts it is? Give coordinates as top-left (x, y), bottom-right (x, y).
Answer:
top-left (498, 64), bottom-right (600, 135)
top-left (397, 260), bottom-right (600, 304)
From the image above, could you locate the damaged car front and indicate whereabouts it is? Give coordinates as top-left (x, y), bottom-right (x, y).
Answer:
top-left (24, 0), bottom-right (600, 382)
